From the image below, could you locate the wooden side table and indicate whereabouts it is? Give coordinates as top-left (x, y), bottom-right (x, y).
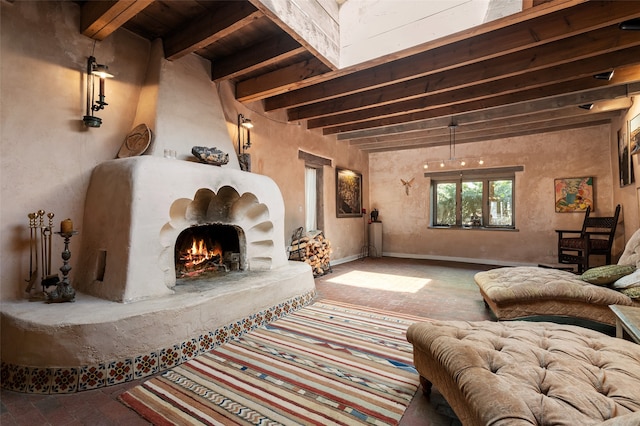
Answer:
top-left (609, 305), bottom-right (640, 344)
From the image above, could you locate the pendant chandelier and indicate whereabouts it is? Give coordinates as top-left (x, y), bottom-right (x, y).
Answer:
top-left (423, 120), bottom-right (484, 171)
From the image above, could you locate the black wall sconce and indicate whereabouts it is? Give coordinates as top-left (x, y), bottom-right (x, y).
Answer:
top-left (237, 113), bottom-right (254, 154)
top-left (83, 56), bottom-right (113, 128)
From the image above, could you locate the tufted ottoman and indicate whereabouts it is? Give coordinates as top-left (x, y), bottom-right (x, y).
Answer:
top-left (406, 320), bottom-right (640, 425)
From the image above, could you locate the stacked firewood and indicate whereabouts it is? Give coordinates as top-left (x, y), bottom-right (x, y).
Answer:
top-left (289, 229), bottom-right (332, 277)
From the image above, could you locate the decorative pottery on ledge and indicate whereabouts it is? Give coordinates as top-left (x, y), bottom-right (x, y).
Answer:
top-left (191, 146), bottom-right (229, 166)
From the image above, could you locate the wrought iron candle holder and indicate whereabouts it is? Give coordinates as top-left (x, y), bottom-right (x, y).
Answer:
top-left (47, 231), bottom-right (78, 303)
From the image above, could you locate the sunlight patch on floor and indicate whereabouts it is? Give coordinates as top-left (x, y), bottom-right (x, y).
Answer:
top-left (325, 270), bottom-right (430, 293)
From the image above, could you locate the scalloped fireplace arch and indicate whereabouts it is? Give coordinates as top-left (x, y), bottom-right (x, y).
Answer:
top-left (158, 186), bottom-right (276, 283)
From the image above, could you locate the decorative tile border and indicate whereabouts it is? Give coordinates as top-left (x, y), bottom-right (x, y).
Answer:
top-left (1, 290), bottom-right (315, 394)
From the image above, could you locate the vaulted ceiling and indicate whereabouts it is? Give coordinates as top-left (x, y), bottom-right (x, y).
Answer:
top-left (79, 0), bottom-right (640, 152)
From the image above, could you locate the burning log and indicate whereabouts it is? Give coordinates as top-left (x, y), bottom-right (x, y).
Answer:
top-left (176, 236), bottom-right (228, 278)
top-left (288, 229), bottom-right (332, 277)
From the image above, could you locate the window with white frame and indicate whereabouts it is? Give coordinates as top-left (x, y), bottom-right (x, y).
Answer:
top-left (427, 166), bottom-right (522, 228)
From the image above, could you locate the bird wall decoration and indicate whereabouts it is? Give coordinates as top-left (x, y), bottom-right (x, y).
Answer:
top-left (401, 178), bottom-right (415, 195)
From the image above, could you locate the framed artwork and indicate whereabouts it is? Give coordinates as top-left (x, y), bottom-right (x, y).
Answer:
top-left (554, 177), bottom-right (593, 213)
top-left (619, 127), bottom-right (634, 187)
top-left (630, 113), bottom-right (640, 156)
top-left (336, 167), bottom-right (362, 217)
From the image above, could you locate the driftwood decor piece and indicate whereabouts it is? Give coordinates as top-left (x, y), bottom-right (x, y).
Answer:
top-left (191, 146), bottom-right (229, 166)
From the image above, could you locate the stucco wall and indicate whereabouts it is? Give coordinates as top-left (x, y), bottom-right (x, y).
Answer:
top-left (216, 81), bottom-right (369, 263)
top-left (0, 1), bottom-right (150, 300)
top-left (368, 125), bottom-right (621, 266)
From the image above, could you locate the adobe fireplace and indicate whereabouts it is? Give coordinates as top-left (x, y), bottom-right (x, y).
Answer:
top-left (75, 156), bottom-right (294, 303)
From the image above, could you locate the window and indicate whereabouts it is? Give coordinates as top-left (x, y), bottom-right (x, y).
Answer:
top-left (428, 167), bottom-right (521, 228)
top-left (299, 150), bottom-right (331, 232)
top-left (305, 167), bottom-right (318, 231)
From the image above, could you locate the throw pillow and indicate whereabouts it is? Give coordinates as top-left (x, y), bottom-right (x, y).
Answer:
top-left (581, 264), bottom-right (636, 285)
top-left (612, 269), bottom-right (640, 289)
top-left (620, 286), bottom-right (640, 299)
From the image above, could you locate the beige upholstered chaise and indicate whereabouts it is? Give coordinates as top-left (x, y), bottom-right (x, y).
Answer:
top-left (474, 229), bottom-right (640, 326)
top-left (407, 320), bottom-right (640, 426)
top-left (474, 266), bottom-right (639, 326)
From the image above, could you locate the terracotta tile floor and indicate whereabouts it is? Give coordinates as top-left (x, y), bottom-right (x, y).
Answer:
top-left (1, 257), bottom-right (495, 425)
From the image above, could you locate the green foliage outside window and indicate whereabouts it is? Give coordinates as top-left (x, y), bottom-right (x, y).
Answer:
top-left (435, 182), bottom-right (456, 225)
top-left (433, 176), bottom-right (514, 228)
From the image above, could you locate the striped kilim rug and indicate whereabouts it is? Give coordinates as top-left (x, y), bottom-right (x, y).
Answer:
top-left (120, 300), bottom-right (427, 425)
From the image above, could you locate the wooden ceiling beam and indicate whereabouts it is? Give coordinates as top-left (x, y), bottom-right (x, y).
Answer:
top-left (81, 0), bottom-right (155, 41)
top-left (352, 113), bottom-right (620, 149)
top-left (337, 97), bottom-right (634, 141)
top-left (263, 1), bottom-right (640, 110)
top-left (212, 34), bottom-right (304, 82)
top-left (164, 2), bottom-right (262, 60)
top-left (347, 100), bottom-right (632, 144)
top-left (322, 82), bottom-right (640, 135)
top-left (363, 119), bottom-right (614, 153)
top-left (235, 57), bottom-right (331, 102)
top-left (289, 27), bottom-right (640, 122)
top-left (306, 53), bottom-right (640, 128)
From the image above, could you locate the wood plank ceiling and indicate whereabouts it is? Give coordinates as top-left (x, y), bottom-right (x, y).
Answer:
top-left (79, 0), bottom-right (640, 152)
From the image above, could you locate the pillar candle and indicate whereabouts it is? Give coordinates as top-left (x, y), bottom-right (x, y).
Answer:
top-left (61, 218), bottom-right (73, 234)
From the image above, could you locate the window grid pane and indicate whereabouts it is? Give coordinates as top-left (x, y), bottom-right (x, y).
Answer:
top-left (488, 179), bottom-right (513, 226)
top-left (435, 182), bottom-right (457, 225)
top-left (462, 181), bottom-right (483, 226)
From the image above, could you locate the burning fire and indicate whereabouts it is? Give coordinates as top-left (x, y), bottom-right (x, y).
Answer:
top-left (179, 238), bottom-right (223, 270)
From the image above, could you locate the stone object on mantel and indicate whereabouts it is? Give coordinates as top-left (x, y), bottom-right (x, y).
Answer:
top-left (191, 146), bottom-right (229, 166)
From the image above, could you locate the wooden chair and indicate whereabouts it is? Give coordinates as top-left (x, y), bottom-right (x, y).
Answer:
top-left (556, 204), bottom-right (621, 273)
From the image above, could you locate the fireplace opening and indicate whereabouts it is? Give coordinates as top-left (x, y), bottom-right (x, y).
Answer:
top-left (174, 224), bottom-right (245, 281)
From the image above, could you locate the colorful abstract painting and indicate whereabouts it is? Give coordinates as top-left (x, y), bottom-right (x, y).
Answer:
top-left (554, 177), bottom-right (593, 213)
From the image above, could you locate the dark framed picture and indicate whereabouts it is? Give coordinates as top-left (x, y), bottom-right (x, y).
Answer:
top-left (619, 127), bottom-right (634, 187)
top-left (336, 167), bottom-right (362, 217)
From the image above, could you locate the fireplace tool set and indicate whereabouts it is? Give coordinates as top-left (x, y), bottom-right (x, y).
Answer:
top-left (25, 210), bottom-right (76, 303)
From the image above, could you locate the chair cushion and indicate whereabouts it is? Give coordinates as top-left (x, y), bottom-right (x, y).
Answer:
top-left (560, 237), bottom-right (610, 251)
top-left (581, 264), bottom-right (636, 285)
top-left (590, 238), bottom-right (611, 250)
top-left (559, 237), bottom-right (586, 249)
